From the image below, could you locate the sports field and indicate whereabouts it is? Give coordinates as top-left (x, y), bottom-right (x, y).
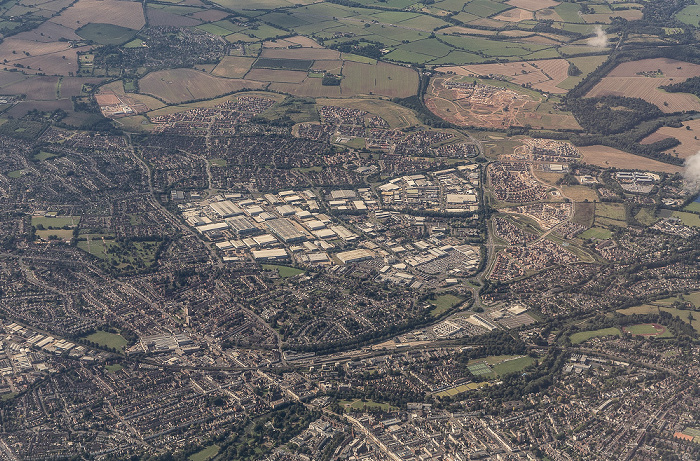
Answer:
top-left (84, 331), bottom-right (127, 351)
top-left (578, 227), bottom-right (612, 240)
top-left (570, 327), bottom-right (621, 344)
top-left (622, 323), bottom-right (672, 337)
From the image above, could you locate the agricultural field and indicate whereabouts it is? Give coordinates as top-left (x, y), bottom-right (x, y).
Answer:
top-left (676, 4), bottom-right (700, 26)
top-left (578, 145), bottom-right (682, 174)
top-left (211, 56), bottom-right (256, 78)
top-left (425, 75), bottom-right (579, 130)
top-left (640, 118), bottom-right (700, 159)
top-left (50, 0), bottom-right (145, 31)
top-left (569, 327), bottom-right (621, 344)
top-left (76, 23), bottom-right (138, 45)
top-left (561, 185), bottom-right (598, 202)
top-left (672, 211), bottom-right (700, 227)
top-left (594, 202), bottom-right (626, 228)
top-left (586, 58), bottom-right (700, 113)
top-left (139, 69), bottom-right (266, 104)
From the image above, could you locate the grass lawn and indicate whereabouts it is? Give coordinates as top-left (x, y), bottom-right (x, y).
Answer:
top-left (492, 356), bottom-right (535, 376)
top-left (672, 211), bottom-right (700, 227)
top-left (684, 201), bottom-right (700, 213)
top-left (578, 227), bottom-right (612, 240)
top-left (34, 151), bottom-right (57, 161)
top-left (32, 216), bottom-right (80, 228)
top-left (84, 331), bottom-right (127, 351)
top-left (595, 203), bottom-right (626, 221)
top-left (570, 327), bottom-right (621, 344)
top-left (6, 170), bottom-right (23, 178)
top-left (1, 392), bottom-right (17, 401)
top-left (635, 207), bottom-right (658, 226)
top-left (429, 294), bottom-right (464, 317)
top-left (340, 399), bottom-right (397, 411)
top-left (618, 304), bottom-right (700, 334)
top-left (209, 158), bottom-right (227, 167)
top-left (623, 323), bottom-right (673, 337)
top-left (36, 229), bottom-right (74, 241)
top-left (434, 381), bottom-right (488, 397)
top-left (262, 264), bottom-right (305, 278)
top-left (189, 445), bottom-right (220, 461)
top-left (105, 364), bottom-right (124, 373)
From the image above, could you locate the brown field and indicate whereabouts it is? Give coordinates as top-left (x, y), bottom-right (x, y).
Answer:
top-left (35, 0), bottom-right (75, 12)
top-left (507, 0), bottom-right (559, 10)
top-left (211, 56), bottom-right (256, 78)
top-left (579, 145), bottom-right (682, 174)
top-left (340, 61), bottom-right (418, 99)
top-left (561, 185), bottom-right (598, 202)
top-left (311, 60), bottom-right (343, 73)
top-left (437, 59), bottom-right (569, 94)
top-left (0, 39), bottom-right (90, 75)
top-left (246, 68), bottom-right (308, 83)
top-left (139, 69), bottom-right (266, 104)
top-left (515, 35), bottom-right (563, 45)
top-left (493, 8), bottom-right (533, 22)
top-left (6, 99), bottom-right (72, 118)
top-left (260, 48), bottom-right (341, 60)
top-left (51, 0), bottom-right (145, 30)
top-left (58, 77), bottom-right (103, 98)
top-left (607, 58), bottom-right (700, 78)
top-left (14, 21), bottom-right (81, 42)
top-left (586, 77), bottom-right (700, 113)
top-left (440, 26), bottom-right (497, 36)
top-left (3, 76), bottom-right (59, 100)
top-left (640, 119), bottom-right (700, 159)
top-left (0, 70), bottom-right (31, 89)
top-left (147, 9), bottom-right (201, 27)
top-left (535, 8), bottom-right (563, 21)
top-left (269, 80), bottom-right (342, 98)
top-left (263, 36), bottom-right (323, 48)
top-left (190, 9), bottom-right (230, 21)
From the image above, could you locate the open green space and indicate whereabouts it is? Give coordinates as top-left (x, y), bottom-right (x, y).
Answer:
top-left (209, 158), bottom-right (227, 167)
top-left (635, 208), bottom-right (658, 226)
top-left (434, 381), bottom-right (488, 397)
top-left (105, 364), bottom-right (124, 373)
top-left (618, 303), bottom-right (700, 334)
top-left (262, 264), bottom-right (305, 278)
top-left (672, 211), bottom-right (700, 227)
top-left (676, 4), bottom-right (700, 26)
top-left (84, 331), bottom-right (127, 351)
top-left (492, 356), bottom-right (535, 376)
top-left (34, 151), bottom-right (57, 161)
top-left (428, 294), bottom-right (464, 317)
top-left (340, 399), bottom-right (397, 411)
top-left (684, 201), bottom-right (700, 213)
top-left (32, 216), bottom-right (80, 229)
top-left (570, 327), bottom-right (621, 344)
top-left (623, 323), bottom-right (673, 337)
top-left (578, 227), bottom-right (612, 240)
top-left (189, 445), bottom-right (220, 461)
top-left (467, 362), bottom-right (493, 376)
top-left (76, 23), bottom-right (138, 46)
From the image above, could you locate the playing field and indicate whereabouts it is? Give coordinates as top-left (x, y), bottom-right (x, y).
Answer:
top-left (84, 331), bottom-right (127, 351)
top-left (617, 304), bottom-right (700, 334)
top-left (262, 264), bottom-right (305, 278)
top-left (623, 323), bottom-right (672, 337)
top-left (578, 227), bottom-right (612, 240)
top-left (570, 327), bottom-right (621, 344)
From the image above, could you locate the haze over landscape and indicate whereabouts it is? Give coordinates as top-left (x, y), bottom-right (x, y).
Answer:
top-left (0, 0), bottom-right (698, 459)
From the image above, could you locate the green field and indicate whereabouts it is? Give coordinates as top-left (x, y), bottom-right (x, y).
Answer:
top-left (578, 227), bottom-right (612, 240)
top-left (209, 158), bottom-right (227, 167)
top-left (429, 294), bottom-right (464, 317)
top-left (34, 151), bottom-right (57, 161)
top-left (618, 303), bottom-right (700, 334)
top-left (84, 331), bottom-right (127, 351)
top-left (340, 399), bottom-right (396, 411)
top-left (684, 201), bottom-right (700, 213)
top-left (262, 264), bottom-right (305, 278)
top-left (32, 216), bottom-right (80, 229)
top-left (623, 323), bottom-right (673, 337)
top-left (189, 445), bottom-right (220, 461)
top-left (570, 327), bottom-right (621, 344)
top-left (434, 381), bottom-right (488, 397)
top-left (105, 364), bottom-right (124, 373)
top-left (635, 207), bottom-right (658, 226)
top-left (467, 362), bottom-right (493, 376)
top-left (78, 238), bottom-right (161, 274)
top-left (676, 4), bottom-right (700, 26)
top-left (6, 170), bottom-right (23, 178)
top-left (492, 356), bottom-right (535, 376)
top-left (672, 211), bottom-right (700, 227)
top-left (76, 23), bottom-right (138, 45)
